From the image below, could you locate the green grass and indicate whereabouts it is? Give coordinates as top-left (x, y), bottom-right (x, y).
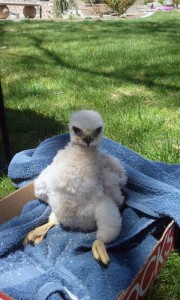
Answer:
top-left (147, 251), bottom-right (180, 300)
top-left (0, 11), bottom-right (180, 299)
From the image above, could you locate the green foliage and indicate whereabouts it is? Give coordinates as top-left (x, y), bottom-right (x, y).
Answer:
top-left (0, 174), bottom-right (15, 199)
top-left (53, 0), bottom-right (68, 17)
top-left (104, 0), bottom-right (135, 15)
top-left (148, 251), bottom-right (180, 300)
top-left (53, 0), bottom-right (61, 17)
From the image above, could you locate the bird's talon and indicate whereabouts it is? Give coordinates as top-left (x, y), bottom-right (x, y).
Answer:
top-left (23, 222), bottom-right (55, 245)
top-left (92, 239), bottom-right (110, 265)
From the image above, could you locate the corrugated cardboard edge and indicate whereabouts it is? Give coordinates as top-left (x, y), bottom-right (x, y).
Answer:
top-left (0, 182), bottom-right (35, 224)
top-left (116, 220), bottom-right (174, 300)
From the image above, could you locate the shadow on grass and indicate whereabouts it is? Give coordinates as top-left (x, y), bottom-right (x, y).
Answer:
top-left (1, 14), bottom-right (179, 43)
top-left (21, 33), bottom-right (179, 96)
top-left (0, 13), bottom-right (179, 110)
top-left (12, 17), bottom-right (180, 93)
top-left (6, 45), bottom-right (180, 99)
top-left (1, 15), bottom-right (179, 41)
top-left (0, 107), bottom-right (66, 166)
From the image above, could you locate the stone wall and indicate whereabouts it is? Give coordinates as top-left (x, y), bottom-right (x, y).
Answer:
top-left (0, 0), bottom-right (53, 19)
top-left (41, 1), bottom-right (53, 18)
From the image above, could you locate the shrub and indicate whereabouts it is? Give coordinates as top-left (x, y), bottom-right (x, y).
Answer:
top-left (105, 0), bottom-right (136, 15)
top-left (53, 0), bottom-right (61, 17)
top-left (53, 0), bottom-right (68, 17)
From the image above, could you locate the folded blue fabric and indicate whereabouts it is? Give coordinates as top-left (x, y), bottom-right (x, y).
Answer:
top-left (0, 133), bottom-right (179, 299)
top-left (8, 134), bottom-right (180, 224)
top-left (8, 134), bottom-right (69, 187)
top-left (0, 201), bottom-right (157, 300)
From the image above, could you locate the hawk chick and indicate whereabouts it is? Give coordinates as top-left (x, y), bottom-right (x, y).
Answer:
top-left (24, 110), bottom-right (127, 265)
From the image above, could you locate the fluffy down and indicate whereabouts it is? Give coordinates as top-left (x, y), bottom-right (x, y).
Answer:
top-left (26, 110), bottom-right (127, 264)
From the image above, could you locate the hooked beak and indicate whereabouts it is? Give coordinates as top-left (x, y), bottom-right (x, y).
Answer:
top-left (83, 136), bottom-right (91, 147)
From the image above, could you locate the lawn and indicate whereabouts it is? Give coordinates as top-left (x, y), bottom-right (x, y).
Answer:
top-left (0, 10), bottom-right (180, 299)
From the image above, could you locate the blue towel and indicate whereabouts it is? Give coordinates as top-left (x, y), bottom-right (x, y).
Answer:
top-left (0, 134), bottom-right (179, 300)
top-left (0, 202), bottom-right (157, 300)
top-left (8, 134), bottom-right (180, 224)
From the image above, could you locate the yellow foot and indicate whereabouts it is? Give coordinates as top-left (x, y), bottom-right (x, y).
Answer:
top-left (23, 221), bottom-right (55, 245)
top-left (92, 239), bottom-right (110, 265)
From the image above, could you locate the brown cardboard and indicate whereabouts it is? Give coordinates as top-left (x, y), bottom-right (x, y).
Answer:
top-left (117, 220), bottom-right (174, 300)
top-left (0, 182), bottom-right (35, 224)
top-left (0, 186), bottom-right (175, 300)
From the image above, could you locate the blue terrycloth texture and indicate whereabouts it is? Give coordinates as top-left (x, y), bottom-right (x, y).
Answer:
top-left (8, 134), bottom-right (180, 224)
top-left (0, 202), bottom-right (157, 300)
top-left (0, 133), bottom-right (179, 299)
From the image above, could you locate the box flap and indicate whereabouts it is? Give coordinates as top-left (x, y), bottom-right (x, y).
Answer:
top-left (117, 220), bottom-right (174, 300)
top-left (0, 182), bottom-right (35, 224)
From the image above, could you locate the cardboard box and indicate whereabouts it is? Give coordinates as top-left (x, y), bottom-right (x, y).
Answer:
top-left (117, 220), bottom-right (174, 300)
top-left (0, 291), bottom-right (14, 300)
top-left (0, 184), bottom-right (175, 300)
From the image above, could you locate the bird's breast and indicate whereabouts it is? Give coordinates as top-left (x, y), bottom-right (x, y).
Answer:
top-left (55, 196), bottom-right (97, 231)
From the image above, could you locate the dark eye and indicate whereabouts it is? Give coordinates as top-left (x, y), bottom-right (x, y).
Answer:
top-left (95, 126), bottom-right (102, 136)
top-left (72, 126), bottom-right (82, 136)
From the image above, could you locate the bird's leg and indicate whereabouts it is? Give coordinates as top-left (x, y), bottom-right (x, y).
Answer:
top-left (23, 212), bottom-right (59, 245)
top-left (93, 199), bottom-right (122, 265)
top-left (92, 239), bottom-right (110, 265)
top-left (23, 221), bottom-right (56, 245)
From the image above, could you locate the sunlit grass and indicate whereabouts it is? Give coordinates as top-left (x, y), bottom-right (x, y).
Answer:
top-left (0, 173), bottom-right (15, 198)
top-left (147, 251), bottom-right (180, 300)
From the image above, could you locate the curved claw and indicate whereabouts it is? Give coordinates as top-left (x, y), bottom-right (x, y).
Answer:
top-left (92, 239), bottom-right (110, 265)
top-left (23, 221), bottom-right (55, 245)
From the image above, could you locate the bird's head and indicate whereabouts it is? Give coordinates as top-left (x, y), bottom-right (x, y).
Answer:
top-left (69, 110), bottom-right (104, 147)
